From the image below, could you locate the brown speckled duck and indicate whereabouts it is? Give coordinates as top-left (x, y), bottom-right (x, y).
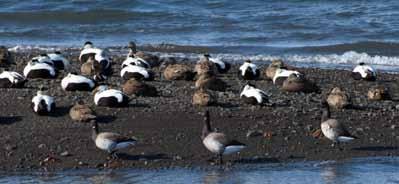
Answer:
top-left (195, 72), bottom-right (228, 92)
top-left (80, 55), bottom-right (94, 76)
top-left (327, 87), bottom-right (351, 109)
top-left (264, 59), bottom-right (285, 80)
top-left (281, 73), bottom-right (319, 93)
top-left (195, 54), bottom-right (217, 76)
top-left (193, 88), bottom-right (216, 107)
top-left (69, 100), bottom-right (96, 122)
top-left (163, 64), bottom-right (195, 81)
top-left (368, 85), bottom-right (390, 101)
top-left (122, 78), bottom-right (157, 97)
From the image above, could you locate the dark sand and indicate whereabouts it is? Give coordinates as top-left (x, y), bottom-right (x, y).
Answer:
top-left (0, 50), bottom-right (399, 172)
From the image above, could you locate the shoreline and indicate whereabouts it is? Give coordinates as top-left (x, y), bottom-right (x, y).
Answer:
top-left (0, 51), bottom-right (398, 172)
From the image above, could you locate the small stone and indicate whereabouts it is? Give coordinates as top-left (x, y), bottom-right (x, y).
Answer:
top-left (173, 155), bottom-right (182, 161)
top-left (246, 130), bottom-right (263, 138)
top-left (38, 144), bottom-right (46, 149)
top-left (284, 136), bottom-right (289, 141)
top-left (391, 125), bottom-right (397, 130)
top-left (78, 161), bottom-right (86, 166)
top-left (60, 151), bottom-right (70, 157)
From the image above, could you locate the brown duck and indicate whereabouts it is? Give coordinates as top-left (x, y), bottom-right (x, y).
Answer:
top-left (327, 87), bottom-right (351, 109)
top-left (368, 85), bottom-right (390, 101)
top-left (122, 78), bottom-right (157, 97)
top-left (163, 64), bottom-right (195, 81)
top-left (193, 88), bottom-right (216, 106)
top-left (264, 59), bottom-right (285, 80)
top-left (281, 73), bottom-right (319, 93)
top-left (195, 72), bottom-right (228, 91)
top-left (69, 100), bottom-right (96, 122)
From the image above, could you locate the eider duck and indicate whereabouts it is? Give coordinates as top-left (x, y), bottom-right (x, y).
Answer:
top-left (79, 41), bottom-right (112, 78)
top-left (61, 73), bottom-right (95, 91)
top-left (195, 54), bottom-right (217, 76)
top-left (281, 73), bottom-right (319, 93)
top-left (93, 85), bottom-right (130, 107)
top-left (92, 121), bottom-right (137, 159)
top-left (69, 100), bottom-right (96, 122)
top-left (201, 111), bottom-right (246, 164)
top-left (23, 58), bottom-right (56, 79)
top-left (320, 101), bottom-right (357, 148)
top-left (127, 41), bottom-right (160, 67)
top-left (120, 65), bottom-right (154, 81)
top-left (122, 78), bottom-right (157, 97)
top-left (163, 64), bottom-right (195, 81)
top-left (264, 59), bottom-right (285, 80)
top-left (368, 85), bottom-right (390, 101)
top-left (193, 88), bottom-right (215, 107)
top-left (204, 54), bottom-right (230, 74)
top-left (47, 51), bottom-right (70, 71)
top-left (0, 69), bottom-right (26, 88)
top-left (351, 63), bottom-right (376, 81)
top-left (238, 60), bottom-right (260, 80)
top-left (31, 87), bottom-right (55, 115)
top-left (240, 83), bottom-right (269, 105)
top-left (195, 72), bottom-right (228, 92)
top-left (0, 46), bottom-right (13, 67)
top-left (272, 68), bottom-right (301, 85)
top-left (327, 87), bottom-right (351, 109)
top-left (80, 55), bottom-right (94, 76)
top-left (121, 56), bottom-right (150, 69)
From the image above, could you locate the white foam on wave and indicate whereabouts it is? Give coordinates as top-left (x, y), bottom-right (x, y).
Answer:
top-left (157, 51), bottom-right (399, 72)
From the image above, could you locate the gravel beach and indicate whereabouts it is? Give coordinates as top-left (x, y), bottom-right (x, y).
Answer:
top-left (0, 49), bottom-right (398, 172)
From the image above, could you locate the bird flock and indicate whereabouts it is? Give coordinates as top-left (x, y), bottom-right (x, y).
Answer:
top-left (0, 42), bottom-right (380, 164)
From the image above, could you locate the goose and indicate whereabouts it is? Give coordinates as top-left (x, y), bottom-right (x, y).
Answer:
top-left (201, 111), bottom-right (246, 164)
top-left (92, 121), bottom-right (137, 159)
top-left (204, 54), bottom-right (230, 74)
top-left (272, 68), bottom-right (301, 85)
top-left (120, 65), bottom-right (154, 81)
top-left (127, 41), bottom-right (160, 67)
top-left (69, 100), bottom-right (96, 122)
top-left (61, 73), bottom-right (96, 91)
top-left (0, 69), bottom-right (26, 88)
top-left (93, 85), bottom-right (130, 107)
top-left (122, 56), bottom-right (150, 69)
top-left (195, 72), bottom-right (228, 91)
top-left (122, 78), bottom-right (157, 97)
top-left (192, 88), bottom-right (215, 106)
top-left (23, 60), bottom-right (56, 79)
top-left (238, 60), bottom-right (260, 80)
top-left (31, 87), bottom-right (55, 115)
top-left (240, 83), bottom-right (269, 105)
top-left (264, 59), bottom-right (285, 80)
top-left (47, 51), bottom-right (70, 71)
top-left (320, 101), bottom-right (357, 148)
top-left (351, 63), bottom-right (376, 81)
top-left (195, 54), bottom-right (217, 76)
top-left (326, 87), bottom-right (351, 109)
top-left (163, 64), bottom-right (195, 81)
top-left (281, 73), bottom-right (320, 93)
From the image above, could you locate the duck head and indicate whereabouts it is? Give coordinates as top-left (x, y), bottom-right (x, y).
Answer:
top-left (84, 41), bottom-right (93, 49)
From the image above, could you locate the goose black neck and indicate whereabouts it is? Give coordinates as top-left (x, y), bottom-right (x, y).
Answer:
top-left (321, 102), bottom-right (331, 122)
top-left (91, 121), bottom-right (99, 141)
top-left (201, 111), bottom-right (211, 140)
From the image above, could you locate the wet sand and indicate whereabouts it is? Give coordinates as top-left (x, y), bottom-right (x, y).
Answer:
top-left (0, 50), bottom-right (398, 171)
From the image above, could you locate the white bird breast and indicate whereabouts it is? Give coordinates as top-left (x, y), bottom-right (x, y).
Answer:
top-left (273, 69), bottom-right (300, 84)
top-left (239, 62), bottom-right (257, 76)
top-left (352, 65), bottom-right (375, 78)
top-left (94, 89), bottom-right (124, 104)
top-left (61, 74), bottom-right (94, 89)
top-left (203, 137), bottom-right (224, 154)
top-left (120, 65), bottom-right (149, 78)
top-left (23, 63), bottom-right (55, 77)
top-left (240, 86), bottom-right (265, 103)
top-left (32, 94), bottom-right (54, 112)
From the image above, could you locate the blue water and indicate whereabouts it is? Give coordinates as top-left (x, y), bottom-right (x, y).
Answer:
top-left (0, 157), bottom-right (398, 183)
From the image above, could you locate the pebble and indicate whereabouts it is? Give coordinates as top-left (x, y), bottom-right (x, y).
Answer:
top-left (38, 144), bottom-right (46, 149)
top-left (246, 130), bottom-right (263, 138)
top-left (60, 151), bottom-right (70, 157)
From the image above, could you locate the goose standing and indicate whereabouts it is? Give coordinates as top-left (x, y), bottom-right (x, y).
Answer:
top-left (31, 87), bottom-right (55, 115)
top-left (204, 54), bottom-right (230, 74)
top-left (201, 111), bottom-right (246, 164)
top-left (0, 69), bottom-right (26, 88)
top-left (93, 85), bottom-right (130, 107)
top-left (320, 101), bottom-right (357, 149)
top-left (240, 83), bottom-right (269, 105)
top-left (238, 60), bottom-right (260, 80)
top-left (351, 62), bottom-right (376, 81)
top-left (61, 73), bottom-right (96, 91)
top-left (92, 121), bottom-right (137, 159)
